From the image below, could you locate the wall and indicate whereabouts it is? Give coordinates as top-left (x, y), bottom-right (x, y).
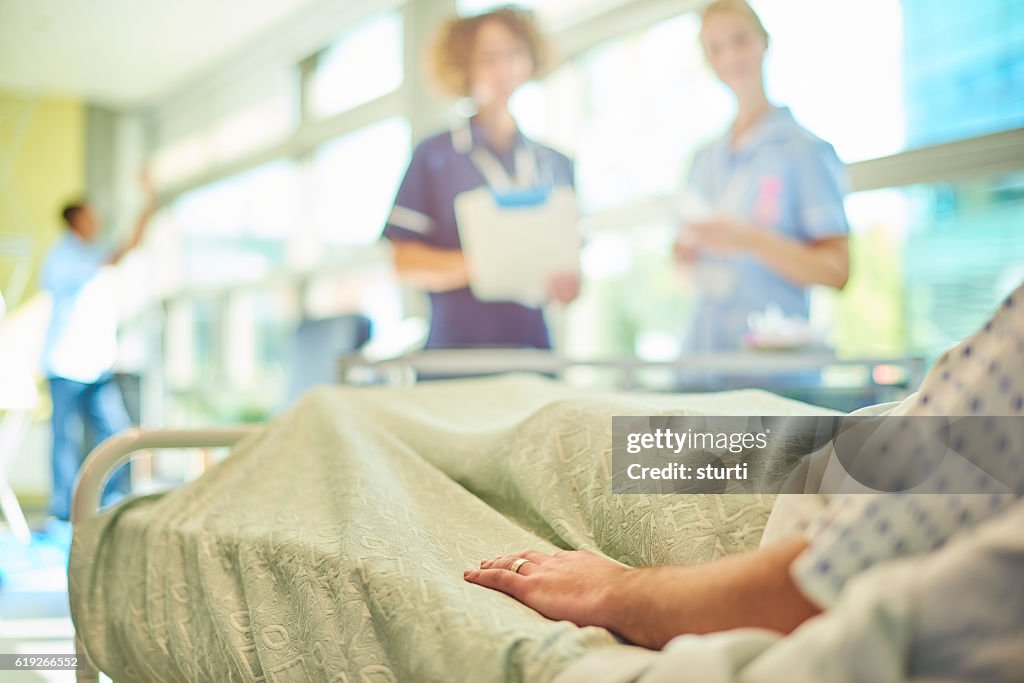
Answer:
top-left (0, 91), bottom-right (86, 308)
top-left (0, 91), bottom-right (86, 503)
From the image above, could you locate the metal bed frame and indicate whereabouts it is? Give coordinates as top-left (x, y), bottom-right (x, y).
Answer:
top-left (339, 348), bottom-right (927, 390)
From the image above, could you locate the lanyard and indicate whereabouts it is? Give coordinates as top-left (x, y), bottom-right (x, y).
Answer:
top-left (453, 119), bottom-right (542, 192)
top-left (469, 143), bottom-right (540, 192)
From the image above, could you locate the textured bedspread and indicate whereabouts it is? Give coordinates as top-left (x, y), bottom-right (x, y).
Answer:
top-left (70, 375), bottom-right (834, 682)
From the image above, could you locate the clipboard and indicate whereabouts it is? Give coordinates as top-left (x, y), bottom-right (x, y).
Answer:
top-left (455, 185), bottom-right (580, 306)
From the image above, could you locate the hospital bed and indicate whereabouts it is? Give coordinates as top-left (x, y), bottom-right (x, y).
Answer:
top-left (71, 374), bottom-right (846, 682)
top-left (68, 367), bottom-right (955, 683)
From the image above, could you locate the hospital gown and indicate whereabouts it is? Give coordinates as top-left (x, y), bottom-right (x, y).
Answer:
top-left (560, 283), bottom-right (1024, 683)
top-left (793, 280), bottom-right (1024, 606)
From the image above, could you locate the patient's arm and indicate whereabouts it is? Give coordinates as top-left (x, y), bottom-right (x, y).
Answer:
top-left (463, 536), bottom-right (820, 650)
top-left (391, 240), bottom-right (470, 292)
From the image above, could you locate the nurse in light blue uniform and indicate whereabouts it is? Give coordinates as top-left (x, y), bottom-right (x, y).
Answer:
top-left (678, 0), bottom-right (850, 354)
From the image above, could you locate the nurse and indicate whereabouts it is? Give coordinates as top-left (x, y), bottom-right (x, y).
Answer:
top-left (678, 0), bottom-right (850, 353)
top-left (383, 6), bottom-right (579, 349)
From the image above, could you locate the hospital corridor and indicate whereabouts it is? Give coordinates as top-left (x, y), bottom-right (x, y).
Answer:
top-left (0, 0), bottom-right (1023, 681)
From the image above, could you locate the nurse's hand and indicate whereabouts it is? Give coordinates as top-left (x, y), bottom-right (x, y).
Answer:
top-left (547, 272), bottom-right (580, 304)
top-left (673, 231), bottom-right (699, 264)
top-left (688, 217), bottom-right (761, 253)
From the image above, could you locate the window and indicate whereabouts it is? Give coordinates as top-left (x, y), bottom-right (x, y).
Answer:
top-left (208, 96), bottom-right (295, 164)
top-left (519, 13), bottom-right (732, 214)
top-left (900, 0), bottom-right (1024, 147)
top-left (165, 296), bottom-right (220, 391)
top-left (752, 0), bottom-right (1023, 158)
top-left (309, 12), bottom-right (404, 119)
top-left (151, 134), bottom-right (212, 189)
top-left (564, 225), bottom-right (692, 361)
top-left (312, 117), bottom-right (412, 248)
top-left (152, 72), bottom-right (295, 188)
top-left (172, 161), bottom-right (300, 285)
top-left (224, 288), bottom-right (297, 399)
top-left (900, 173), bottom-right (1024, 354)
top-left (753, 0), bottom-right (905, 162)
top-left (831, 173), bottom-right (1024, 361)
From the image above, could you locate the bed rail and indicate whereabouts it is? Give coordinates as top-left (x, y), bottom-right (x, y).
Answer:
top-left (70, 426), bottom-right (261, 526)
top-left (339, 348), bottom-right (927, 390)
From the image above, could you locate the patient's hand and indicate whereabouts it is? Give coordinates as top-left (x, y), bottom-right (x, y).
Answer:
top-left (464, 550), bottom-right (628, 629)
top-left (465, 538), bottom-right (821, 650)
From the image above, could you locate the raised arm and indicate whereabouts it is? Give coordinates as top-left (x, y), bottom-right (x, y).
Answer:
top-left (107, 172), bottom-right (156, 265)
top-left (464, 536), bottom-right (820, 650)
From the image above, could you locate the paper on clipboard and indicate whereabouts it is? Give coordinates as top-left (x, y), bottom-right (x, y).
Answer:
top-left (455, 185), bottom-right (580, 306)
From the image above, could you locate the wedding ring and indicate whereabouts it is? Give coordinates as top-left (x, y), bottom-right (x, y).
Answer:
top-left (509, 558), bottom-right (530, 574)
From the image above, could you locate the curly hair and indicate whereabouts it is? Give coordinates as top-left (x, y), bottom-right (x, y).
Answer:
top-left (430, 6), bottom-right (551, 98)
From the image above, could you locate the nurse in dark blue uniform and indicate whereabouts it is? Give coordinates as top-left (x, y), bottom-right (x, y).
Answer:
top-left (383, 6), bottom-right (578, 349)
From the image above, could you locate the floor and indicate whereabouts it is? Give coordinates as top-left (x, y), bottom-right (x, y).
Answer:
top-left (0, 509), bottom-right (109, 683)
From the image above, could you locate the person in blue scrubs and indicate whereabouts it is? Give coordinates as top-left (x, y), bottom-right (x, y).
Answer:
top-left (677, 0), bottom-right (850, 354)
top-left (383, 7), bottom-right (579, 349)
top-left (41, 179), bottom-right (154, 526)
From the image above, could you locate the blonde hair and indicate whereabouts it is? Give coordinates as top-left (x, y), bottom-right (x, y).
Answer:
top-left (430, 6), bottom-right (551, 98)
top-left (701, 0), bottom-right (770, 45)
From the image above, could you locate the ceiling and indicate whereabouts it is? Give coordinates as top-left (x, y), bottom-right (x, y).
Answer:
top-left (0, 0), bottom-right (324, 108)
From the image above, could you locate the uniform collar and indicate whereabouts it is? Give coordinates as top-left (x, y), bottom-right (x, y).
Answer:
top-left (452, 115), bottom-right (542, 190)
top-left (721, 106), bottom-right (798, 157)
top-left (451, 115), bottom-right (526, 155)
